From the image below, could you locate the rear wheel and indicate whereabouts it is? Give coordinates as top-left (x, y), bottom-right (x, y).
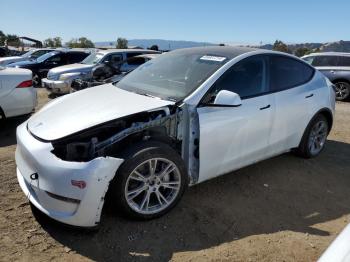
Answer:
top-left (297, 114), bottom-right (329, 158)
top-left (111, 141), bottom-right (188, 220)
top-left (334, 81), bottom-right (350, 101)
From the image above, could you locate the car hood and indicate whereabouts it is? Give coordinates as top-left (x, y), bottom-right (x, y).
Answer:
top-left (0, 56), bottom-right (24, 65)
top-left (49, 63), bottom-right (93, 75)
top-left (28, 83), bottom-right (174, 141)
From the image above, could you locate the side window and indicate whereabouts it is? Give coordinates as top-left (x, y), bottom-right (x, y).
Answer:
top-left (338, 56), bottom-right (350, 67)
top-left (208, 56), bottom-right (266, 100)
top-left (68, 52), bottom-right (89, 63)
top-left (127, 56), bottom-right (146, 66)
top-left (269, 55), bottom-right (314, 91)
top-left (126, 53), bottom-right (142, 59)
top-left (46, 54), bottom-right (63, 63)
top-left (103, 54), bottom-right (123, 67)
top-left (312, 56), bottom-right (339, 66)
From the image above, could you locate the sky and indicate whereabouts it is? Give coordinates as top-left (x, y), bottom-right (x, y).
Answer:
top-left (1, 0), bottom-right (350, 45)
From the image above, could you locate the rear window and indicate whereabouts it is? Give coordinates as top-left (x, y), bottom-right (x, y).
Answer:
top-left (269, 55), bottom-right (314, 91)
top-left (312, 56), bottom-right (339, 66)
top-left (338, 56), bottom-right (350, 67)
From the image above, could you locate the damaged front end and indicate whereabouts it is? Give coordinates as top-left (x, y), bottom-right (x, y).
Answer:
top-left (51, 106), bottom-right (183, 162)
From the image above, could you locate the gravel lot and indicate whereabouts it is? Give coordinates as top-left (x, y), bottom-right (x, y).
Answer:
top-left (1, 88), bottom-right (350, 262)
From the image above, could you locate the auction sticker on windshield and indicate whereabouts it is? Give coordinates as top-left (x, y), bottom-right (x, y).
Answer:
top-left (200, 55), bottom-right (227, 62)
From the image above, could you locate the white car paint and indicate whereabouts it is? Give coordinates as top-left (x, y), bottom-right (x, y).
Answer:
top-left (29, 84), bottom-right (174, 141)
top-left (318, 223), bottom-right (350, 262)
top-left (15, 47), bottom-right (335, 227)
top-left (0, 67), bottom-right (37, 118)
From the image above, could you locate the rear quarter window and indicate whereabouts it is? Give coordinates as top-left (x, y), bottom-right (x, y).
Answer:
top-left (312, 56), bottom-right (339, 67)
top-left (338, 56), bottom-right (350, 67)
top-left (68, 52), bottom-right (89, 63)
top-left (269, 55), bottom-right (314, 92)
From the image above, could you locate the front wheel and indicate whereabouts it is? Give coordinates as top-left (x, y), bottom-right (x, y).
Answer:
top-left (297, 114), bottom-right (329, 158)
top-left (111, 141), bottom-right (188, 220)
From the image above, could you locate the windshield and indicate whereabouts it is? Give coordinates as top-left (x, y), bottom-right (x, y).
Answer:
top-left (81, 52), bottom-right (104, 64)
top-left (115, 52), bottom-right (228, 101)
top-left (36, 51), bottom-right (60, 63)
top-left (21, 50), bottom-right (36, 58)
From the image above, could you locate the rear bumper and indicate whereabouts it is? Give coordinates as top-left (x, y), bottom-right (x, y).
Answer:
top-left (1, 87), bottom-right (37, 118)
top-left (15, 122), bottom-right (124, 227)
top-left (42, 78), bottom-right (69, 94)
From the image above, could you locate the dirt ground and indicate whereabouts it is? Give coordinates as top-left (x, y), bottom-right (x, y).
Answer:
top-left (1, 88), bottom-right (350, 262)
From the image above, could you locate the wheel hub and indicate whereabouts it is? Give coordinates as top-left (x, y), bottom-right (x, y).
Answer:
top-left (124, 158), bottom-right (181, 215)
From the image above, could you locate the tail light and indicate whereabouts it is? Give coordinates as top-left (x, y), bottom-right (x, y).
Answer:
top-left (17, 80), bottom-right (33, 88)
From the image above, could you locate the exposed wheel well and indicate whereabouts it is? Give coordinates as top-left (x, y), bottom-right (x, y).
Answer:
top-left (317, 109), bottom-right (333, 133)
top-left (332, 79), bottom-right (350, 85)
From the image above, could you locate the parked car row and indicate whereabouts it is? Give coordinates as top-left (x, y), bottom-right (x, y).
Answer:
top-left (42, 49), bottom-right (160, 94)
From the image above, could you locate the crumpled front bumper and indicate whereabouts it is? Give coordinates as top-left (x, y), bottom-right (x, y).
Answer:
top-left (42, 78), bottom-right (70, 94)
top-left (15, 122), bottom-right (124, 227)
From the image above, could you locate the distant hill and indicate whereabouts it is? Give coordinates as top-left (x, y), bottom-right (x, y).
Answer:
top-left (253, 41), bottom-right (350, 53)
top-left (95, 39), bottom-right (216, 50)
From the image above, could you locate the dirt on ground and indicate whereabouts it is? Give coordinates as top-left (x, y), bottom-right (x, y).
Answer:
top-left (1, 88), bottom-right (350, 262)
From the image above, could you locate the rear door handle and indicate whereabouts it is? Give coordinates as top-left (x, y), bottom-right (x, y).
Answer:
top-left (305, 94), bottom-right (314, 99)
top-left (260, 104), bottom-right (271, 110)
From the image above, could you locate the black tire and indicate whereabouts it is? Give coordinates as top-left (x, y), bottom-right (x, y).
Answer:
top-left (33, 74), bottom-right (41, 87)
top-left (334, 81), bottom-right (350, 101)
top-left (296, 114), bottom-right (329, 158)
top-left (110, 141), bottom-right (188, 220)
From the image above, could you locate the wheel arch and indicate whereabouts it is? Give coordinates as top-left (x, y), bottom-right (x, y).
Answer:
top-left (317, 108), bottom-right (333, 134)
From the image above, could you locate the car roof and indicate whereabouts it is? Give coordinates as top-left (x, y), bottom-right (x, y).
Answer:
top-left (169, 46), bottom-right (258, 59)
top-left (135, 53), bottom-right (161, 59)
top-left (96, 49), bottom-right (160, 55)
top-left (303, 52), bottom-right (350, 58)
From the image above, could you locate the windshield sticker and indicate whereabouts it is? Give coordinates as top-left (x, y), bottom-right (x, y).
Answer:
top-left (200, 55), bottom-right (226, 62)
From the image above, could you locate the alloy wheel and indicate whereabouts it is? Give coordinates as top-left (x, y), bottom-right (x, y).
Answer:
top-left (308, 120), bottom-right (328, 156)
top-left (124, 158), bottom-right (181, 215)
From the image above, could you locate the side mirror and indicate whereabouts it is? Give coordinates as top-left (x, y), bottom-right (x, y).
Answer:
top-left (214, 90), bottom-right (242, 106)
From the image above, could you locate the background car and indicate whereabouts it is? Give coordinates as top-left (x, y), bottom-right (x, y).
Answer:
top-left (8, 49), bottom-right (90, 86)
top-left (0, 48), bottom-right (55, 66)
top-left (302, 52), bottom-right (350, 101)
top-left (42, 49), bottom-right (160, 95)
top-left (70, 53), bottom-right (160, 92)
top-left (15, 47), bottom-right (335, 227)
top-left (0, 66), bottom-right (36, 119)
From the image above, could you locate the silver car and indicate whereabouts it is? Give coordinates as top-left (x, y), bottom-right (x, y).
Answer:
top-left (42, 49), bottom-right (160, 95)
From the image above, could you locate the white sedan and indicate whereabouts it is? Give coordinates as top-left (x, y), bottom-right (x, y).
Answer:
top-left (0, 66), bottom-right (37, 119)
top-left (15, 47), bottom-right (335, 227)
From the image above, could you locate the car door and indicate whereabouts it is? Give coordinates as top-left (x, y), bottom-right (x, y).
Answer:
top-left (40, 53), bottom-right (66, 78)
top-left (267, 55), bottom-right (316, 154)
top-left (197, 55), bottom-right (274, 183)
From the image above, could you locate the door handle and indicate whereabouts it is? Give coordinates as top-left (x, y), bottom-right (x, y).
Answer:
top-left (330, 70), bottom-right (335, 74)
top-left (260, 104), bottom-right (271, 110)
top-left (305, 94), bottom-right (314, 99)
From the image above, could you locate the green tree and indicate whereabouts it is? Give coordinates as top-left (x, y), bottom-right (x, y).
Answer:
top-left (294, 47), bottom-right (311, 57)
top-left (53, 37), bottom-right (62, 47)
top-left (116, 37), bottom-right (128, 49)
top-left (6, 34), bottom-right (20, 47)
top-left (0, 30), bottom-right (6, 46)
top-left (148, 44), bottom-right (159, 51)
top-left (66, 37), bottom-right (94, 48)
top-left (43, 38), bottom-right (55, 47)
top-left (272, 40), bottom-right (290, 53)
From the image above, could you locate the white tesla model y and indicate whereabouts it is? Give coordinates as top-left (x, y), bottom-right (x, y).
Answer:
top-left (16, 47), bottom-right (335, 227)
